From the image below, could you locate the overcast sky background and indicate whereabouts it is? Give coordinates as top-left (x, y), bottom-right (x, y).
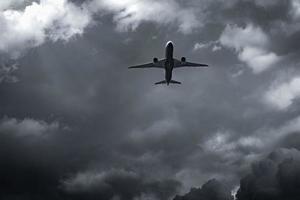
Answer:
top-left (1, 0), bottom-right (300, 200)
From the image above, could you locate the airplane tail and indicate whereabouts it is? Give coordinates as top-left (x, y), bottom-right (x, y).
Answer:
top-left (154, 80), bottom-right (181, 85)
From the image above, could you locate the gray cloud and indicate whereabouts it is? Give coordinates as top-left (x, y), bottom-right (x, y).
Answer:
top-left (236, 148), bottom-right (300, 200)
top-left (62, 169), bottom-right (181, 200)
top-left (173, 179), bottom-right (233, 200)
top-left (172, 148), bottom-right (300, 200)
top-left (0, 0), bottom-right (300, 199)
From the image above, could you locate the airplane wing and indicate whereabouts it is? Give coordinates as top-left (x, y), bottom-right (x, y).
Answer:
top-left (174, 59), bottom-right (208, 68)
top-left (129, 59), bottom-right (165, 69)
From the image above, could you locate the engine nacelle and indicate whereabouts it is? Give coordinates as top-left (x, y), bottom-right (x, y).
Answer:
top-left (181, 57), bottom-right (186, 62)
top-left (153, 57), bottom-right (158, 63)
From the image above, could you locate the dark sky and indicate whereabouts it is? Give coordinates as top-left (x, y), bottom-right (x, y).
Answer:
top-left (1, 0), bottom-right (300, 200)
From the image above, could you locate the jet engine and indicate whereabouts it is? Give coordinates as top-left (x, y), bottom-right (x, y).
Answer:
top-left (153, 57), bottom-right (158, 63)
top-left (181, 57), bottom-right (186, 62)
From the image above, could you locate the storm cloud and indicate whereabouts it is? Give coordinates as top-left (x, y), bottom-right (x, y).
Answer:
top-left (173, 148), bottom-right (300, 200)
top-left (173, 179), bottom-right (233, 200)
top-left (0, 0), bottom-right (300, 200)
top-left (236, 148), bottom-right (300, 200)
top-left (62, 169), bottom-right (181, 200)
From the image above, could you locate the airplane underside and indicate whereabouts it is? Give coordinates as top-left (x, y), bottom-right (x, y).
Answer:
top-left (128, 41), bottom-right (208, 85)
top-left (155, 68), bottom-right (181, 85)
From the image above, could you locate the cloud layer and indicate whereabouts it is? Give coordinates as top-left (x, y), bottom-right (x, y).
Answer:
top-left (236, 148), bottom-right (300, 200)
top-left (0, 0), bottom-right (91, 57)
top-left (62, 169), bottom-right (181, 200)
top-left (86, 0), bottom-right (200, 34)
top-left (220, 24), bottom-right (280, 73)
top-left (173, 179), bottom-right (233, 200)
top-left (264, 77), bottom-right (300, 110)
top-left (0, 0), bottom-right (300, 200)
top-left (173, 148), bottom-right (300, 200)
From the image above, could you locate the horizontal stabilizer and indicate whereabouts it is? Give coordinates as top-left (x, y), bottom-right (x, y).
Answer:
top-left (170, 80), bottom-right (181, 84)
top-left (155, 80), bottom-right (167, 85)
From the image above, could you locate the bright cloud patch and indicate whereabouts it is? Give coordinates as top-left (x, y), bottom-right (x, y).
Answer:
top-left (0, 0), bottom-right (91, 57)
top-left (193, 41), bottom-right (222, 52)
top-left (265, 77), bottom-right (300, 110)
top-left (0, 117), bottom-right (60, 137)
top-left (291, 0), bottom-right (300, 20)
top-left (220, 24), bottom-right (280, 73)
top-left (87, 0), bottom-right (199, 34)
top-left (0, 0), bottom-right (203, 58)
top-left (203, 131), bottom-right (263, 155)
top-left (193, 42), bottom-right (207, 51)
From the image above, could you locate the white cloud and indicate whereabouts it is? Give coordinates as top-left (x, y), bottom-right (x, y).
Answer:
top-left (220, 24), bottom-right (280, 73)
top-left (0, 0), bottom-right (204, 57)
top-left (291, 0), bottom-right (300, 20)
top-left (0, 0), bottom-right (91, 57)
top-left (193, 42), bottom-right (208, 51)
top-left (193, 41), bottom-right (222, 52)
top-left (203, 131), bottom-right (264, 155)
top-left (0, 117), bottom-right (60, 137)
top-left (212, 45), bottom-right (222, 52)
top-left (264, 76), bottom-right (300, 110)
top-left (86, 0), bottom-right (199, 34)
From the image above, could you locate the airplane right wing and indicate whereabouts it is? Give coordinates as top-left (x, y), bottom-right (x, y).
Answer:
top-left (129, 59), bottom-right (165, 69)
top-left (174, 59), bottom-right (208, 68)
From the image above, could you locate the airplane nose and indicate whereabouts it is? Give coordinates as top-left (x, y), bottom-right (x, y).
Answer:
top-left (166, 41), bottom-right (173, 47)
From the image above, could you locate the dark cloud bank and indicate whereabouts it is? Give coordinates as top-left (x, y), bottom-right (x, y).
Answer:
top-left (1, 0), bottom-right (300, 200)
top-left (1, 138), bottom-right (300, 200)
top-left (175, 148), bottom-right (300, 200)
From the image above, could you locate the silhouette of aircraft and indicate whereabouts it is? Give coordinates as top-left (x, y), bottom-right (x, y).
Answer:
top-left (129, 41), bottom-right (208, 85)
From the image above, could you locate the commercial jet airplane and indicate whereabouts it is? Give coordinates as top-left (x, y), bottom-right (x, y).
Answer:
top-left (128, 41), bottom-right (208, 85)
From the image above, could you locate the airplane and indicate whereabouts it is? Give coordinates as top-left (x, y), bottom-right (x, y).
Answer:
top-left (128, 41), bottom-right (209, 85)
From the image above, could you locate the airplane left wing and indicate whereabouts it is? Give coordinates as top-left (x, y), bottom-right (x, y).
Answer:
top-left (129, 59), bottom-right (165, 69)
top-left (174, 59), bottom-right (208, 68)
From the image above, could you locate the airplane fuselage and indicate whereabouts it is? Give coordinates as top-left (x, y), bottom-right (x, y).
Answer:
top-left (165, 41), bottom-right (174, 85)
